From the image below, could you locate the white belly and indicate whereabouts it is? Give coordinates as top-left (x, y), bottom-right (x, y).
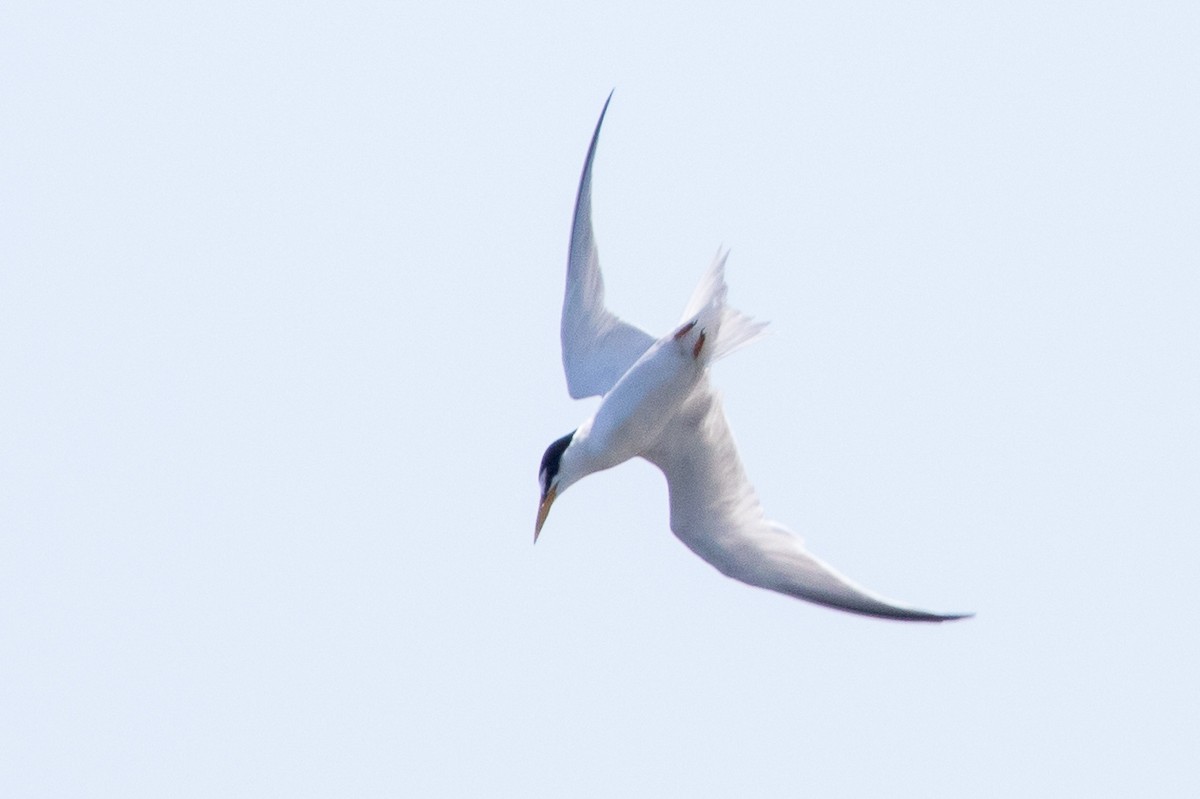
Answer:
top-left (583, 337), bottom-right (703, 470)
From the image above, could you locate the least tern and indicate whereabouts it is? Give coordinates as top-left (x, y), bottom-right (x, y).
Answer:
top-left (536, 95), bottom-right (971, 622)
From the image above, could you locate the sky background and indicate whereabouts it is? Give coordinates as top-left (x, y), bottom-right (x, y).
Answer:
top-left (3, 2), bottom-right (1198, 796)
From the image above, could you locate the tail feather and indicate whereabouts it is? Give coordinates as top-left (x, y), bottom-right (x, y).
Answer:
top-left (679, 249), bottom-right (769, 361)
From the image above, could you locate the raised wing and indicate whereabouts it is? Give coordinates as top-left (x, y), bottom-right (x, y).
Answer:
top-left (561, 93), bottom-right (655, 399)
top-left (643, 385), bottom-right (971, 622)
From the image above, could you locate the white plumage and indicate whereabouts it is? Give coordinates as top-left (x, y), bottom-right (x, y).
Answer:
top-left (536, 94), bottom-right (971, 622)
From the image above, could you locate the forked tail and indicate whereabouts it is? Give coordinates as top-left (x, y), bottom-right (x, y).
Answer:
top-left (679, 249), bottom-right (769, 362)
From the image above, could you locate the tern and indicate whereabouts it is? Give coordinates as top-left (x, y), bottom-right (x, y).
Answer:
top-left (535, 95), bottom-right (971, 622)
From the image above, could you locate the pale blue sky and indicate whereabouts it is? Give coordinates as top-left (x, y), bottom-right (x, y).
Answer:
top-left (3, 2), bottom-right (1198, 796)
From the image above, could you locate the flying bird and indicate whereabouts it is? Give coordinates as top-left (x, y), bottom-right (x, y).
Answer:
top-left (535, 94), bottom-right (971, 622)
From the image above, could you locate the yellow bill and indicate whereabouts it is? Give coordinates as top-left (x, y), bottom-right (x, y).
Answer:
top-left (534, 484), bottom-right (557, 543)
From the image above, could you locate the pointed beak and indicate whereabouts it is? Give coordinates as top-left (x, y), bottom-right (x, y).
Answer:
top-left (534, 484), bottom-right (557, 543)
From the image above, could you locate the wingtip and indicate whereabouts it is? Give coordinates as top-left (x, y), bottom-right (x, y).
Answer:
top-left (595, 91), bottom-right (614, 135)
top-left (577, 93), bottom-right (614, 197)
top-left (930, 611), bottom-right (975, 622)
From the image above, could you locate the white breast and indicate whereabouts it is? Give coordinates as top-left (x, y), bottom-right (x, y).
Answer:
top-left (577, 337), bottom-right (703, 472)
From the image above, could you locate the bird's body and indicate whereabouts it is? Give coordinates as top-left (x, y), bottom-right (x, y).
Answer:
top-left (579, 317), bottom-right (712, 471)
top-left (536, 94), bottom-right (971, 622)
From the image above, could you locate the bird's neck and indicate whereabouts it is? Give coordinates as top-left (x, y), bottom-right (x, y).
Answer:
top-left (560, 418), bottom-right (624, 486)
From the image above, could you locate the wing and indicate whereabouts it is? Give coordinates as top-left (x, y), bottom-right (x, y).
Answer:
top-left (561, 93), bottom-right (656, 399)
top-left (643, 384), bottom-right (971, 622)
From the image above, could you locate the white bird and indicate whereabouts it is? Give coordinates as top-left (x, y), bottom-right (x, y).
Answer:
top-left (535, 95), bottom-right (971, 622)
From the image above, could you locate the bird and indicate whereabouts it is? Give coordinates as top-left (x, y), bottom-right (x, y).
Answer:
top-left (535, 94), bottom-right (972, 622)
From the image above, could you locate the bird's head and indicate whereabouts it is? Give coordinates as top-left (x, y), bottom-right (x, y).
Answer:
top-left (535, 429), bottom-right (577, 542)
